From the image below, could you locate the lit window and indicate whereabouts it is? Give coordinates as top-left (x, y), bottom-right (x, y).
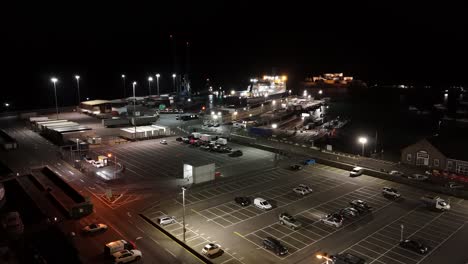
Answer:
top-left (406, 153), bottom-right (412, 162)
top-left (434, 159), bottom-right (439, 167)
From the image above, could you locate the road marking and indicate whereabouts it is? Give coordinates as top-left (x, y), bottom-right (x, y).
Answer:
top-left (79, 179), bottom-right (84, 183)
top-left (165, 248), bottom-right (177, 258)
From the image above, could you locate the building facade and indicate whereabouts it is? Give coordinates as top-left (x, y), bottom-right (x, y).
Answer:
top-left (401, 138), bottom-right (468, 176)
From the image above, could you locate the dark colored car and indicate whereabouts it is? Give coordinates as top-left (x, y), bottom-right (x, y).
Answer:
top-left (234, 197), bottom-right (250, 206)
top-left (290, 165), bottom-right (303, 171)
top-left (331, 252), bottom-right (366, 264)
top-left (229, 150), bottom-right (243, 157)
top-left (175, 137), bottom-right (183, 142)
top-left (349, 200), bottom-right (372, 213)
top-left (262, 237), bottom-right (288, 256)
top-left (339, 207), bottom-right (359, 219)
top-left (399, 239), bottom-right (429, 254)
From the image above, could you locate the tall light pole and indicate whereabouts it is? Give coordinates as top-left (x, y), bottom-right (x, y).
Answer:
top-left (108, 153), bottom-right (116, 179)
top-left (133, 82), bottom-right (137, 139)
top-left (121, 74), bottom-right (126, 98)
top-left (75, 75), bottom-right (81, 105)
top-left (148, 77), bottom-right (153, 96)
top-left (358, 136), bottom-right (367, 156)
top-left (172, 73), bottom-right (176, 93)
top-left (51, 77), bottom-right (59, 119)
top-left (155, 74), bottom-right (160, 95)
top-left (182, 186), bottom-right (187, 243)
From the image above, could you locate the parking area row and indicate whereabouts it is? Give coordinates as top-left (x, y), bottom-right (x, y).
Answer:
top-left (241, 185), bottom-right (395, 259)
top-left (176, 168), bottom-right (283, 206)
top-left (143, 210), bottom-right (245, 264)
top-left (192, 172), bottom-right (346, 228)
top-left (342, 206), bottom-right (468, 264)
top-left (91, 137), bottom-right (274, 181)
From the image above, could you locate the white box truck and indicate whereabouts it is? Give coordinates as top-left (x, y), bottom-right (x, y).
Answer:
top-left (420, 196), bottom-right (451, 211)
top-left (191, 132), bottom-right (201, 139)
top-left (200, 134), bottom-right (212, 142)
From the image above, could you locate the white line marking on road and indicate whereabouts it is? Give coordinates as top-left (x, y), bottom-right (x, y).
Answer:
top-left (165, 248), bottom-right (177, 258)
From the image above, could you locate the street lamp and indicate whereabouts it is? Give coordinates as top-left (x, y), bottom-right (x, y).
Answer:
top-left (51, 77), bottom-right (59, 119)
top-left (4, 103), bottom-right (9, 108)
top-left (121, 74), bottom-right (126, 98)
top-left (303, 90), bottom-right (308, 97)
top-left (75, 75), bottom-right (81, 105)
top-left (181, 186), bottom-right (187, 242)
top-left (155, 74), bottom-right (160, 95)
top-left (148, 77), bottom-right (153, 96)
top-left (319, 90), bottom-right (323, 95)
top-left (172, 74), bottom-right (176, 93)
top-left (316, 253), bottom-right (332, 264)
top-left (272, 124), bottom-right (278, 129)
top-left (132, 82), bottom-right (137, 139)
top-left (358, 136), bottom-right (368, 156)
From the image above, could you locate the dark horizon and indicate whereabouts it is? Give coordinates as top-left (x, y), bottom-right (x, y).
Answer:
top-left (2, 2), bottom-right (467, 110)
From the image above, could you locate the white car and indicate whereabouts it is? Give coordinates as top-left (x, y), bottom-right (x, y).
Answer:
top-left (157, 216), bottom-right (175, 226)
top-left (389, 170), bottom-right (405, 177)
top-left (160, 140), bottom-right (167, 145)
top-left (408, 174), bottom-right (429, 181)
top-left (298, 184), bottom-right (313, 193)
top-left (201, 243), bottom-right (221, 257)
top-left (254, 198), bottom-right (272, 210)
top-left (82, 223), bottom-right (108, 233)
top-left (92, 161), bottom-right (105, 168)
top-left (112, 249), bottom-right (142, 264)
top-left (293, 187), bottom-right (309, 196)
top-left (320, 215), bottom-right (343, 228)
top-left (382, 187), bottom-right (401, 198)
top-left (349, 167), bottom-right (364, 177)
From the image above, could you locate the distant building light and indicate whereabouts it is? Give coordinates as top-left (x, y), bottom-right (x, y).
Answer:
top-left (271, 124), bottom-right (278, 129)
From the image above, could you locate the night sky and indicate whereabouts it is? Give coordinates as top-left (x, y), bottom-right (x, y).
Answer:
top-left (1, 2), bottom-right (467, 110)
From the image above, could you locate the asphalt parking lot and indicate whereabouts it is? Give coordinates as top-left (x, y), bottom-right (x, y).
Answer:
top-left (142, 161), bottom-right (468, 264)
top-left (89, 136), bottom-right (275, 183)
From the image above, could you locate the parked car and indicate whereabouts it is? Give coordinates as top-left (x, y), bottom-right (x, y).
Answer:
top-left (234, 197), bottom-right (250, 206)
top-left (278, 213), bottom-right (302, 230)
top-left (349, 200), bottom-right (372, 213)
top-left (289, 164), bottom-right (303, 171)
top-left (262, 237), bottom-right (288, 256)
top-left (298, 184), bottom-right (313, 193)
top-left (349, 167), bottom-right (364, 177)
top-left (201, 243), bottom-right (221, 257)
top-left (382, 187), bottom-right (401, 198)
top-left (157, 216), bottom-right (175, 226)
top-left (112, 249), bottom-right (142, 263)
top-left (82, 223), bottom-right (108, 233)
top-left (338, 207), bottom-right (359, 219)
top-left (320, 214), bottom-right (343, 228)
top-left (399, 239), bottom-right (429, 254)
top-left (229, 150), bottom-right (243, 157)
top-left (254, 198), bottom-right (272, 210)
top-left (160, 140), bottom-right (167, 145)
top-left (303, 159), bottom-right (316, 165)
top-left (389, 170), bottom-right (405, 177)
top-left (92, 160), bottom-right (105, 168)
top-left (408, 174), bottom-right (429, 181)
top-left (176, 137), bottom-right (183, 142)
top-left (200, 145), bottom-right (211, 151)
top-left (331, 252), bottom-right (366, 264)
top-left (293, 187), bottom-right (309, 196)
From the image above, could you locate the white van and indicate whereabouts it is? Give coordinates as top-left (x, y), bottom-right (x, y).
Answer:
top-left (254, 198), bottom-right (272, 210)
top-left (104, 239), bottom-right (133, 255)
